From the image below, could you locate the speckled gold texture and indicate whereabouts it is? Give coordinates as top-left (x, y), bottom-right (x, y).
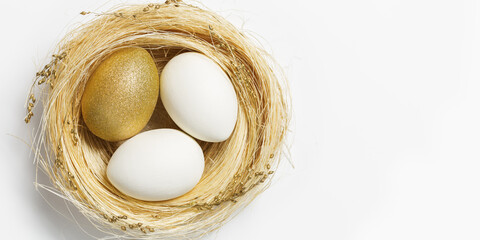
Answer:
top-left (81, 47), bottom-right (159, 142)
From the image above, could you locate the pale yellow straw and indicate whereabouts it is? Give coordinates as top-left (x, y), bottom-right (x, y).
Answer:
top-left (26, 1), bottom-right (290, 239)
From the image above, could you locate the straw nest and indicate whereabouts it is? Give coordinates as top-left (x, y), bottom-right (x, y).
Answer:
top-left (27, 1), bottom-right (290, 239)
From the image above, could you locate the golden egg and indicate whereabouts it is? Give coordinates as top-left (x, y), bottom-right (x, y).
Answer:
top-left (81, 47), bottom-right (159, 142)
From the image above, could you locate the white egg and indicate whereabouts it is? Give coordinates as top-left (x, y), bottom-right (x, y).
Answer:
top-left (107, 129), bottom-right (204, 201)
top-left (160, 52), bottom-right (238, 142)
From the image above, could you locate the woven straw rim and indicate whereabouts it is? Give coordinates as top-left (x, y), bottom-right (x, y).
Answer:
top-left (28, 2), bottom-right (290, 239)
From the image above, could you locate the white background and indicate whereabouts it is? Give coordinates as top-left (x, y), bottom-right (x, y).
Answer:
top-left (2, 0), bottom-right (480, 239)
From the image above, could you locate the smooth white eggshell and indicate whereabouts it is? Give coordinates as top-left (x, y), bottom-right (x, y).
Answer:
top-left (160, 52), bottom-right (238, 142)
top-left (107, 129), bottom-right (204, 201)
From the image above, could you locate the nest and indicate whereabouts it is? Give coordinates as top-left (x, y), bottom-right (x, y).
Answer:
top-left (27, 2), bottom-right (290, 239)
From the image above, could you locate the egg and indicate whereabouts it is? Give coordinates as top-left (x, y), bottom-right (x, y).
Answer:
top-left (107, 129), bottom-right (205, 201)
top-left (81, 47), bottom-right (159, 142)
top-left (160, 52), bottom-right (238, 142)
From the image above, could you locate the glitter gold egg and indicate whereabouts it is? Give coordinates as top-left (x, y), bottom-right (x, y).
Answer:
top-left (81, 47), bottom-right (159, 142)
